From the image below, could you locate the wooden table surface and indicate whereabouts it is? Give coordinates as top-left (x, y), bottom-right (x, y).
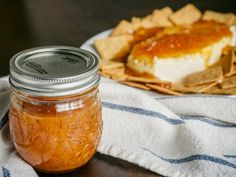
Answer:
top-left (1, 0), bottom-right (236, 176)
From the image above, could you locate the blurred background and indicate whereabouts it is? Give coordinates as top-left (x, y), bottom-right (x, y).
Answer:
top-left (1, 0), bottom-right (236, 76)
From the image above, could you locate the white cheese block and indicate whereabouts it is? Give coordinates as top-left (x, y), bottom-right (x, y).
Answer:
top-left (128, 36), bottom-right (233, 83)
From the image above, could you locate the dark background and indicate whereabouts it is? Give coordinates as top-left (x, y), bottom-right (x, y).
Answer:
top-left (1, 0), bottom-right (236, 77)
top-left (1, 0), bottom-right (236, 176)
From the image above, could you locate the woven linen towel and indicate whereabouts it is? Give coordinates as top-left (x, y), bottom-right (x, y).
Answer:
top-left (1, 76), bottom-right (236, 177)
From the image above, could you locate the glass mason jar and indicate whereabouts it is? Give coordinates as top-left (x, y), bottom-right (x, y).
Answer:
top-left (8, 46), bottom-right (102, 173)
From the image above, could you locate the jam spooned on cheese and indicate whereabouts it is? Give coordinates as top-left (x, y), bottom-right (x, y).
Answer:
top-left (131, 20), bottom-right (232, 59)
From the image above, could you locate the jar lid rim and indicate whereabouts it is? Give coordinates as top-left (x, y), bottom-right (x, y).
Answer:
top-left (9, 46), bottom-right (100, 97)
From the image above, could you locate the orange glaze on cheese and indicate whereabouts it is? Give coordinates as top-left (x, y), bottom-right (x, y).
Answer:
top-left (131, 27), bottom-right (163, 45)
top-left (131, 20), bottom-right (232, 59)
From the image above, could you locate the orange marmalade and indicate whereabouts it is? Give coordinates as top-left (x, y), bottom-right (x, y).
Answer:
top-left (131, 20), bottom-right (232, 58)
top-left (9, 88), bottom-right (102, 172)
top-left (9, 46), bottom-right (102, 173)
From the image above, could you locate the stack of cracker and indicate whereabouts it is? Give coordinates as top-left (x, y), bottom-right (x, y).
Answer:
top-left (99, 47), bottom-right (236, 95)
top-left (94, 4), bottom-right (236, 95)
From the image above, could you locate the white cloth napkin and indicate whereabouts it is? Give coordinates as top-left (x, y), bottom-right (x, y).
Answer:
top-left (1, 76), bottom-right (236, 177)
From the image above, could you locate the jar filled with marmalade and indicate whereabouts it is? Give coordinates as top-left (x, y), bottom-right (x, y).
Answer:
top-left (8, 46), bottom-right (102, 173)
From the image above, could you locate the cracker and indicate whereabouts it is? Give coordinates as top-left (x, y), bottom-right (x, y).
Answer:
top-left (224, 68), bottom-right (236, 77)
top-left (131, 15), bottom-right (155, 29)
top-left (183, 66), bottom-right (223, 87)
top-left (131, 17), bottom-right (143, 29)
top-left (126, 76), bottom-right (171, 85)
top-left (172, 82), bottom-right (217, 93)
top-left (226, 65), bottom-right (236, 77)
top-left (99, 59), bottom-right (125, 70)
top-left (94, 34), bottom-right (133, 61)
top-left (233, 65), bottom-right (236, 72)
top-left (111, 74), bottom-right (127, 81)
top-left (111, 20), bottom-right (135, 36)
top-left (140, 16), bottom-right (157, 28)
top-left (95, 6), bottom-right (236, 96)
top-left (202, 10), bottom-right (236, 26)
top-left (102, 67), bottom-right (127, 81)
top-left (102, 67), bottom-right (125, 74)
top-left (130, 7), bottom-right (173, 29)
top-left (220, 51), bottom-right (234, 76)
top-left (150, 7), bottom-right (173, 27)
top-left (220, 48), bottom-right (235, 77)
top-left (204, 85), bottom-right (236, 95)
top-left (169, 4), bottom-right (202, 25)
top-left (233, 47), bottom-right (236, 63)
top-left (131, 16), bottom-right (157, 29)
top-left (147, 84), bottom-right (182, 95)
top-left (100, 72), bottom-right (111, 78)
top-left (120, 81), bottom-right (151, 90)
top-left (220, 75), bottom-right (236, 89)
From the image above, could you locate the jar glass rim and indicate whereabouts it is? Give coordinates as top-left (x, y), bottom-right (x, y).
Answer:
top-left (11, 85), bottom-right (99, 103)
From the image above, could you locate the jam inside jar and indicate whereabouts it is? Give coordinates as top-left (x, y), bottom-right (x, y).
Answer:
top-left (9, 88), bottom-right (102, 173)
top-left (8, 46), bottom-right (102, 173)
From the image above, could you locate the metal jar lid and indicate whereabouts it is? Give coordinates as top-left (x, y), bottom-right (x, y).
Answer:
top-left (9, 46), bottom-right (100, 97)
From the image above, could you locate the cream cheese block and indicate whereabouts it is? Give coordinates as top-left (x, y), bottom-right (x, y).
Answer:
top-left (127, 21), bottom-right (235, 83)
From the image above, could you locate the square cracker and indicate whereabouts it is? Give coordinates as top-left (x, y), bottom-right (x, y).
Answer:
top-left (220, 75), bottom-right (236, 89)
top-left (130, 7), bottom-right (173, 29)
top-left (204, 85), bottom-right (236, 95)
top-left (220, 48), bottom-right (236, 77)
top-left (111, 20), bottom-right (135, 36)
top-left (147, 84), bottom-right (182, 95)
top-left (101, 67), bottom-right (127, 81)
top-left (99, 59), bottom-right (124, 70)
top-left (131, 17), bottom-right (143, 29)
top-left (169, 4), bottom-right (202, 25)
top-left (172, 82), bottom-right (217, 93)
top-left (183, 66), bottom-right (223, 87)
top-left (226, 64), bottom-right (236, 77)
top-left (94, 34), bottom-right (133, 61)
top-left (202, 10), bottom-right (236, 26)
top-left (120, 81), bottom-right (151, 90)
top-left (150, 7), bottom-right (173, 27)
top-left (100, 72), bottom-right (111, 79)
top-left (234, 48), bottom-right (236, 63)
top-left (126, 76), bottom-right (171, 85)
top-left (112, 6), bottom-right (173, 36)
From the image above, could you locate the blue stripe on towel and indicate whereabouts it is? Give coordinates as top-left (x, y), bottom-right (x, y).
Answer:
top-left (181, 115), bottom-right (236, 128)
top-left (102, 101), bottom-right (184, 125)
top-left (223, 155), bottom-right (236, 159)
top-left (102, 101), bottom-right (236, 128)
top-left (1, 167), bottom-right (10, 177)
top-left (142, 148), bottom-right (236, 170)
top-left (0, 113), bottom-right (8, 130)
